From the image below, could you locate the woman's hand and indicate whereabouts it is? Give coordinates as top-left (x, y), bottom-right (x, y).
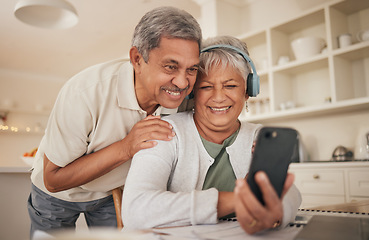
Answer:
top-left (234, 172), bottom-right (294, 234)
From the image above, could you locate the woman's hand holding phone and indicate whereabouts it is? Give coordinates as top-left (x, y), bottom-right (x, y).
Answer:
top-left (234, 127), bottom-right (298, 234)
top-left (234, 172), bottom-right (295, 234)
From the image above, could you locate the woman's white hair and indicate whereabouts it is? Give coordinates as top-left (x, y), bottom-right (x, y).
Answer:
top-left (199, 36), bottom-right (252, 83)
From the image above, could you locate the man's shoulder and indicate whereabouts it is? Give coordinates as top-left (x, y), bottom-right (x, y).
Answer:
top-left (74, 59), bottom-right (129, 81)
top-left (62, 59), bottom-right (131, 92)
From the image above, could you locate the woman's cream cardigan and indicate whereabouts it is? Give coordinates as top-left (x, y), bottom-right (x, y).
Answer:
top-left (122, 111), bottom-right (301, 229)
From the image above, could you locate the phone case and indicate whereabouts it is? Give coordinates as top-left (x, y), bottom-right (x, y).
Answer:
top-left (246, 127), bottom-right (299, 205)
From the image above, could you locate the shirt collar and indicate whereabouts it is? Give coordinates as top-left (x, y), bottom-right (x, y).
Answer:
top-left (116, 62), bottom-right (141, 111)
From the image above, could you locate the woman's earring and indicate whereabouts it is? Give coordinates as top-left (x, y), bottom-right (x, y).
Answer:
top-left (245, 101), bottom-right (249, 112)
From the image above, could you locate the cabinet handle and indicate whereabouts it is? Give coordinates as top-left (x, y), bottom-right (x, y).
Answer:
top-left (313, 174), bottom-right (320, 180)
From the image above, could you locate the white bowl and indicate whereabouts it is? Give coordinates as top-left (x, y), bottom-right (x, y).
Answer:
top-left (357, 29), bottom-right (369, 42)
top-left (291, 37), bottom-right (325, 60)
top-left (21, 156), bottom-right (34, 167)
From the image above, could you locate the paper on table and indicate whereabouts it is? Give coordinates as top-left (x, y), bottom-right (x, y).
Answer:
top-left (151, 220), bottom-right (302, 240)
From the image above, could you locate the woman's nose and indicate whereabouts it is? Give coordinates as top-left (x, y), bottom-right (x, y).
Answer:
top-left (212, 88), bottom-right (226, 102)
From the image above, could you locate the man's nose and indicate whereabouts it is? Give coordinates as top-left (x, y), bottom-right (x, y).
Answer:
top-left (172, 71), bottom-right (189, 89)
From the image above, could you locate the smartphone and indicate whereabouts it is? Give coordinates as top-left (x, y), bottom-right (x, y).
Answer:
top-left (246, 127), bottom-right (299, 205)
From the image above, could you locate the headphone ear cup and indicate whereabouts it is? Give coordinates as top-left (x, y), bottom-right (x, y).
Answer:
top-left (246, 73), bottom-right (260, 97)
top-left (247, 73), bottom-right (253, 96)
top-left (185, 91), bottom-right (194, 99)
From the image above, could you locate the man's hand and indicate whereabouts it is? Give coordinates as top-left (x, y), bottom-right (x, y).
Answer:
top-left (234, 172), bottom-right (294, 234)
top-left (119, 115), bottom-right (175, 159)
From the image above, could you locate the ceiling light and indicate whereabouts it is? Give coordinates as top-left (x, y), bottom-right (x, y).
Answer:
top-left (14, 0), bottom-right (78, 29)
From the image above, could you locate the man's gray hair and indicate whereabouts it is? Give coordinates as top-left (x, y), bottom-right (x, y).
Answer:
top-left (132, 6), bottom-right (202, 62)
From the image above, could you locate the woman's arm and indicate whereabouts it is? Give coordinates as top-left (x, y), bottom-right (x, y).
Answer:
top-left (217, 192), bottom-right (235, 218)
top-left (122, 138), bottom-right (219, 229)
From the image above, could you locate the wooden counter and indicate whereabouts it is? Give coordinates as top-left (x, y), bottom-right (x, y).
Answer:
top-left (310, 200), bottom-right (369, 214)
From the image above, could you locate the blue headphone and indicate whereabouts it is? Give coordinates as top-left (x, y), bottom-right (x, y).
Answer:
top-left (200, 44), bottom-right (260, 97)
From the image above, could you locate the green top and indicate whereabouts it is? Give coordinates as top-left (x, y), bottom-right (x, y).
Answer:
top-left (202, 128), bottom-right (240, 191)
top-left (201, 129), bottom-right (240, 219)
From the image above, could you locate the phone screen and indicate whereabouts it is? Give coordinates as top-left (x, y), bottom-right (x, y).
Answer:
top-left (246, 127), bottom-right (299, 205)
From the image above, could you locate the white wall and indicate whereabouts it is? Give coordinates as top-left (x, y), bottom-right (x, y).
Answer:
top-left (239, 0), bottom-right (335, 35)
top-left (263, 110), bottom-right (369, 161)
top-left (0, 70), bottom-right (65, 166)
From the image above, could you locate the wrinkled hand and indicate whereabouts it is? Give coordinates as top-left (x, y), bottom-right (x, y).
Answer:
top-left (234, 172), bottom-right (294, 234)
top-left (121, 115), bottom-right (175, 160)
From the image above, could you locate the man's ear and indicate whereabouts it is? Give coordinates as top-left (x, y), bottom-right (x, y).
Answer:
top-left (130, 47), bottom-right (142, 72)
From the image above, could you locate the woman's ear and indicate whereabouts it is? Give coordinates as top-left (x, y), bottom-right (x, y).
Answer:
top-left (130, 47), bottom-right (142, 72)
top-left (245, 92), bottom-right (250, 101)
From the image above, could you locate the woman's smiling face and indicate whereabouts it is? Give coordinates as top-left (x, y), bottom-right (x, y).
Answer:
top-left (193, 64), bottom-right (248, 137)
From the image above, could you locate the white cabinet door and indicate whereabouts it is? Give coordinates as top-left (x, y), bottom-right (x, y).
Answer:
top-left (292, 169), bottom-right (345, 195)
top-left (348, 170), bottom-right (369, 197)
top-left (300, 194), bottom-right (345, 209)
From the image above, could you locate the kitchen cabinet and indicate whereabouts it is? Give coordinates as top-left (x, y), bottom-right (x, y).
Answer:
top-left (238, 0), bottom-right (369, 123)
top-left (0, 169), bottom-right (31, 240)
top-left (0, 167), bottom-right (88, 240)
top-left (289, 161), bottom-right (369, 209)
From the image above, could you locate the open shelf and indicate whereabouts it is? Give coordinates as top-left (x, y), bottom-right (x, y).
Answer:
top-left (236, 0), bottom-right (369, 122)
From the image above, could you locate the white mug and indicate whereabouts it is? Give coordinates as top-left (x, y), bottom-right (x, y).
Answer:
top-left (338, 33), bottom-right (352, 48)
top-left (278, 56), bottom-right (290, 65)
top-left (355, 128), bottom-right (369, 160)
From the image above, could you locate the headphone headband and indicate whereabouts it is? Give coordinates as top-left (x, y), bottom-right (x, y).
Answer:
top-left (200, 44), bottom-right (260, 97)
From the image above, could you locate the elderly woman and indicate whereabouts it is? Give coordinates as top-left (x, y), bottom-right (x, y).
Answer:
top-left (122, 36), bottom-right (301, 234)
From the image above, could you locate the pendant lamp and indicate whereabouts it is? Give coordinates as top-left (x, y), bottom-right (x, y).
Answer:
top-left (14, 0), bottom-right (78, 29)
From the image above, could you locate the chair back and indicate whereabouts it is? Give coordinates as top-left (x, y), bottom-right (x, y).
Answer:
top-left (112, 186), bottom-right (124, 229)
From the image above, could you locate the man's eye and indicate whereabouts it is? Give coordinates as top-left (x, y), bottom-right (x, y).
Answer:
top-left (165, 65), bottom-right (177, 71)
top-left (187, 67), bottom-right (199, 75)
top-left (200, 86), bottom-right (212, 89)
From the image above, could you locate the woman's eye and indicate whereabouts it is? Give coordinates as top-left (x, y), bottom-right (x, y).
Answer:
top-left (225, 85), bottom-right (237, 89)
top-left (200, 85), bottom-right (212, 89)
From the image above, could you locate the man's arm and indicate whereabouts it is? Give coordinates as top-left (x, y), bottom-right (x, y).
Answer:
top-left (43, 115), bottom-right (175, 192)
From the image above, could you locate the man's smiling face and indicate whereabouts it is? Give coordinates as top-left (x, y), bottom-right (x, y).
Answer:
top-left (133, 37), bottom-right (200, 111)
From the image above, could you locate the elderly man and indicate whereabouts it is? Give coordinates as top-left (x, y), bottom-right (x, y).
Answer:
top-left (27, 6), bottom-right (202, 238)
